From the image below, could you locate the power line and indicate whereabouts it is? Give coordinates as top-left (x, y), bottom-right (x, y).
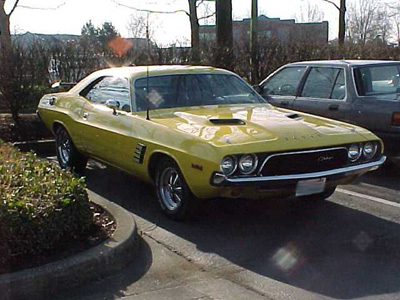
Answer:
top-left (109, 0), bottom-right (189, 15)
top-left (18, 2), bottom-right (66, 11)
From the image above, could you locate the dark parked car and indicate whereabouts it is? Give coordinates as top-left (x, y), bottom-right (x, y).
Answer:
top-left (257, 60), bottom-right (400, 161)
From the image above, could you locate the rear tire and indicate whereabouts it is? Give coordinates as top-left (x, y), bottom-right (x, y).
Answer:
top-left (155, 158), bottom-right (198, 221)
top-left (55, 126), bottom-right (87, 175)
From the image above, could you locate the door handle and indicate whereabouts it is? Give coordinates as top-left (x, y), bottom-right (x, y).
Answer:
top-left (329, 104), bottom-right (339, 111)
top-left (281, 101), bottom-right (289, 106)
top-left (83, 112), bottom-right (89, 120)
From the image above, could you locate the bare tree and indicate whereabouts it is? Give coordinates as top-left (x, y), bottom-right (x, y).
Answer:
top-left (188, 0), bottom-right (200, 63)
top-left (297, 1), bottom-right (325, 23)
top-left (216, 0), bottom-right (233, 70)
top-left (112, 0), bottom-right (215, 63)
top-left (1, 1), bottom-right (65, 53)
top-left (320, 0), bottom-right (346, 46)
top-left (375, 6), bottom-right (392, 44)
top-left (0, 0), bottom-right (19, 54)
top-left (389, 2), bottom-right (400, 45)
top-left (127, 12), bottom-right (152, 40)
top-left (0, 1), bottom-right (65, 123)
top-left (347, 0), bottom-right (389, 45)
top-left (188, 0), bottom-right (216, 63)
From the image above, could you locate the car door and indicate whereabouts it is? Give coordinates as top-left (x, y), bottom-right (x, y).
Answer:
top-left (79, 76), bottom-right (139, 170)
top-left (259, 66), bottom-right (307, 109)
top-left (292, 66), bottom-right (351, 121)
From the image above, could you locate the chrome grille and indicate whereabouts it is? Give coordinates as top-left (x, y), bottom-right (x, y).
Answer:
top-left (259, 147), bottom-right (348, 177)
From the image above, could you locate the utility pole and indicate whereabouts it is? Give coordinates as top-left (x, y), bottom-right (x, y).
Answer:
top-left (250, 0), bottom-right (258, 84)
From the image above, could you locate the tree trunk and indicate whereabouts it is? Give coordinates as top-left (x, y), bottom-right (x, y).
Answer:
top-left (250, 0), bottom-right (258, 84)
top-left (0, 4), bottom-right (12, 54)
top-left (338, 0), bottom-right (346, 47)
top-left (216, 0), bottom-right (233, 70)
top-left (188, 0), bottom-right (200, 64)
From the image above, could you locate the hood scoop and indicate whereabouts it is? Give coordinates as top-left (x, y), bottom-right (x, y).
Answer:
top-left (286, 113), bottom-right (303, 120)
top-left (209, 118), bottom-right (246, 125)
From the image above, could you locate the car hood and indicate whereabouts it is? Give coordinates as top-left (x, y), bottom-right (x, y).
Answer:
top-left (151, 104), bottom-right (376, 152)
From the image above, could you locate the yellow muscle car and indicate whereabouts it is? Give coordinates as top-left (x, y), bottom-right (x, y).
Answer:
top-left (37, 66), bottom-right (386, 220)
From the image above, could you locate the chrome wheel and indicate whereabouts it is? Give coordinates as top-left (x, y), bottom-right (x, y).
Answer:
top-left (57, 129), bottom-right (71, 165)
top-left (159, 167), bottom-right (183, 211)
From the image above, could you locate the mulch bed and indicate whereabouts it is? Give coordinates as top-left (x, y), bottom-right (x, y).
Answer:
top-left (0, 113), bottom-right (53, 142)
top-left (0, 203), bottom-right (116, 275)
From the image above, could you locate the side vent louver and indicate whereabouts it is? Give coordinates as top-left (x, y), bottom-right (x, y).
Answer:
top-left (134, 143), bottom-right (147, 164)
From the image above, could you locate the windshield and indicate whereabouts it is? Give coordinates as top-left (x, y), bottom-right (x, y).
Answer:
top-left (354, 65), bottom-right (400, 97)
top-left (134, 74), bottom-right (266, 111)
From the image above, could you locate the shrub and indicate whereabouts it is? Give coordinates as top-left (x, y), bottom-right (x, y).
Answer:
top-left (0, 141), bottom-right (93, 270)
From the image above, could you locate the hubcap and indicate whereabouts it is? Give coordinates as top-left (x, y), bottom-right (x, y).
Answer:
top-left (58, 130), bottom-right (71, 165)
top-left (159, 167), bottom-right (183, 211)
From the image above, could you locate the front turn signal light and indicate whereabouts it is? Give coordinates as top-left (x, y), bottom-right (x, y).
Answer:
top-left (392, 112), bottom-right (400, 127)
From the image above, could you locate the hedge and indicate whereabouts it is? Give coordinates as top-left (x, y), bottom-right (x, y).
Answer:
top-left (0, 141), bottom-right (93, 270)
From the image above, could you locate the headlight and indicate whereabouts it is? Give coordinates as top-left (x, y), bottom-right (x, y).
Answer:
top-left (220, 156), bottom-right (237, 176)
top-left (349, 143), bottom-right (362, 162)
top-left (238, 154), bottom-right (258, 174)
top-left (363, 141), bottom-right (377, 160)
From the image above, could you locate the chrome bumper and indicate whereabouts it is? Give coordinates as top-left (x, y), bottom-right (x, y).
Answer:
top-left (211, 156), bottom-right (386, 186)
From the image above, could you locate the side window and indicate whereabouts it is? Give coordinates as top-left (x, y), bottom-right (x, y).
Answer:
top-left (354, 65), bottom-right (400, 96)
top-left (261, 67), bottom-right (306, 96)
top-left (85, 77), bottom-right (131, 112)
top-left (301, 67), bottom-right (345, 100)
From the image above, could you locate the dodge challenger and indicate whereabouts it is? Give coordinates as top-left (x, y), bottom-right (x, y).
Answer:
top-left (37, 66), bottom-right (386, 220)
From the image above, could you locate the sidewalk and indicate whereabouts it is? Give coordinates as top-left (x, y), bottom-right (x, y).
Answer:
top-left (58, 234), bottom-right (268, 300)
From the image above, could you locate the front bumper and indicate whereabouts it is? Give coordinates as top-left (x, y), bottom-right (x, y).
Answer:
top-left (210, 157), bottom-right (386, 198)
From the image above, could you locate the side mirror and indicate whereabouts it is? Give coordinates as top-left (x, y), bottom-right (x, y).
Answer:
top-left (105, 100), bottom-right (120, 115)
top-left (51, 82), bottom-right (61, 89)
top-left (51, 81), bottom-right (76, 89)
top-left (252, 84), bottom-right (262, 93)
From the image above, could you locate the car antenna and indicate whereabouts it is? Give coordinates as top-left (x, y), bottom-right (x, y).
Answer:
top-left (146, 12), bottom-right (151, 121)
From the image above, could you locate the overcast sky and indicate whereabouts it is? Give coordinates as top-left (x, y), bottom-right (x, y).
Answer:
top-left (3, 0), bottom-right (379, 45)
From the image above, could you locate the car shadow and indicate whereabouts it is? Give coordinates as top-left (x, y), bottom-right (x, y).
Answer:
top-left (82, 162), bottom-right (400, 300)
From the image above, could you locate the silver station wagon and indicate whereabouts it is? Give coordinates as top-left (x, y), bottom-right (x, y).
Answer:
top-left (256, 60), bottom-right (400, 163)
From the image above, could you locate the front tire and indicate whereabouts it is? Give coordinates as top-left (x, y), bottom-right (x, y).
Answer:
top-left (55, 126), bottom-right (87, 174)
top-left (155, 158), bottom-right (197, 221)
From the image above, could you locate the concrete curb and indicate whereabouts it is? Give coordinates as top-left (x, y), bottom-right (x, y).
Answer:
top-left (13, 139), bottom-right (55, 156)
top-left (0, 190), bottom-right (139, 300)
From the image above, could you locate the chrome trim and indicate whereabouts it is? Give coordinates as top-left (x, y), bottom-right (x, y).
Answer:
top-left (222, 156), bottom-right (386, 184)
top-left (257, 147), bottom-right (348, 175)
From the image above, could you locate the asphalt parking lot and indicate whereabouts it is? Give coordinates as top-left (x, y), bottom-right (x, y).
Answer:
top-left (57, 159), bottom-right (400, 300)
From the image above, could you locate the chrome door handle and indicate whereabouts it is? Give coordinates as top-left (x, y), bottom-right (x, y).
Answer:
top-left (83, 112), bottom-right (89, 120)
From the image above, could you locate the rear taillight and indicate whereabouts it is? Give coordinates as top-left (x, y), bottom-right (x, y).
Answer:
top-left (392, 112), bottom-right (400, 127)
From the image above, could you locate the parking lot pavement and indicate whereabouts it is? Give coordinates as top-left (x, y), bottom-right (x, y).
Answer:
top-left (56, 159), bottom-right (400, 300)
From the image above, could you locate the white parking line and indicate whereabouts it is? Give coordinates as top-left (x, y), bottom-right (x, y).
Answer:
top-left (337, 188), bottom-right (400, 209)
